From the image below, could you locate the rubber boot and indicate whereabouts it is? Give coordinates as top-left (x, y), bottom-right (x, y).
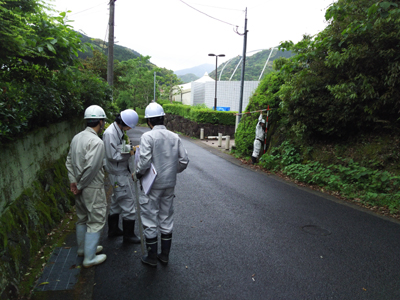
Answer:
top-left (251, 156), bottom-right (257, 165)
top-left (108, 214), bottom-right (123, 238)
top-left (141, 237), bottom-right (157, 267)
top-left (157, 233), bottom-right (172, 265)
top-left (82, 232), bottom-right (107, 268)
top-left (122, 219), bottom-right (141, 244)
top-left (76, 224), bottom-right (103, 257)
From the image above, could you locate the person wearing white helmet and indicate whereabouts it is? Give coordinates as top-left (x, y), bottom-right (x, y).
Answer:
top-left (66, 105), bottom-right (107, 268)
top-left (251, 112), bottom-right (266, 164)
top-left (102, 109), bottom-right (141, 243)
top-left (135, 101), bottom-right (189, 267)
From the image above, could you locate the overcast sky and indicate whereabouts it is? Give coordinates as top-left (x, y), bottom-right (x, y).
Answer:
top-left (48, 0), bottom-right (334, 72)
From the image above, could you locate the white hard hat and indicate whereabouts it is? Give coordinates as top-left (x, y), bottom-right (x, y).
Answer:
top-left (260, 119), bottom-right (266, 124)
top-left (145, 102), bottom-right (165, 118)
top-left (121, 109), bottom-right (139, 129)
top-left (84, 105), bottom-right (106, 119)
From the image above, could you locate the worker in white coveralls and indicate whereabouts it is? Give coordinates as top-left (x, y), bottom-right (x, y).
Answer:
top-left (251, 112), bottom-right (266, 165)
top-left (66, 105), bottom-right (107, 268)
top-left (102, 109), bottom-right (141, 243)
top-left (134, 102), bottom-right (189, 267)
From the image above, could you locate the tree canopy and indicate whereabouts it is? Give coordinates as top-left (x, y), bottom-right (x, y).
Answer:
top-left (278, 0), bottom-right (400, 140)
top-left (114, 56), bottom-right (182, 110)
top-left (0, 0), bottom-right (113, 143)
top-left (0, 0), bottom-right (84, 70)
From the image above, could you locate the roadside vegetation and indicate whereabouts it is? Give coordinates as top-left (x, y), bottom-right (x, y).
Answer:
top-left (0, 0), bottom-right (181, 145)
top-left (234, 0), bottom-right (400, 217)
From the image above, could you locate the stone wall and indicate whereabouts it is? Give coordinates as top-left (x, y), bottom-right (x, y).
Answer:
top-left (0, 120), bottom-right (84, 215)
top-left (164, 114), bottom-right (235, 138)
top-left (0, 119), bottom-right (83, 299)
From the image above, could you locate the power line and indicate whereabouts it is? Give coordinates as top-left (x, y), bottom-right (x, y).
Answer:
top-left (69, 1), bottom-right (108, 16)
top-left (179, 0), bottom-right (239, 28)
top-left (187, 2), bottom-right (244, 11)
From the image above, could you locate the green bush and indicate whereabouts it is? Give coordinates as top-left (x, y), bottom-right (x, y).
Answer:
top-left (162, 102), bottom-right (236, 126)
top-left (163, 103), bottom-right (191, 117)
top-left (234, 116), bottom-right (258, 156)
top-left (0, 68), bottom-right (113, 144)
top-left (135, 107), bottom-right (145, 116)
top-left (235, 71), bottom-right (284, 156)
top-left (278, 0), bottom-right (400, 139)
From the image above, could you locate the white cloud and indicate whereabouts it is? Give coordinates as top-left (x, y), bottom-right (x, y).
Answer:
top-left (48, 0), bottom-right (333, 71)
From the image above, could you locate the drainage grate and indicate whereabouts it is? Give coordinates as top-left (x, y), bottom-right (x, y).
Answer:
top-left (35, 246), bottom-right (83, 291)
top-left (302, 225), bottom-right (331, 236)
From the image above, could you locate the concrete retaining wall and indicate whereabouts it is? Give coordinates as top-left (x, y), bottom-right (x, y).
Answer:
top-left (165, 114), bottom-right (235, 138)
top-left (0, 120), bottom-right (83, 215)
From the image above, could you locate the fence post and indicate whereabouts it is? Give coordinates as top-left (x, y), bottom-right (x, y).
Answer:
top-left (218, 133), bottom-right (222, 147)
top-left (225, 135), bottom-right (230, 150)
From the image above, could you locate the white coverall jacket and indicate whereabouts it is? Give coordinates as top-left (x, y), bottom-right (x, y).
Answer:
top-left (252, 114), bottom-right (265, 158)
top-left (136, 125), bottom-right (189, 238)
top-left (103, 122), bottom-right (137, 220)
top-left (66, 127), bottom-right (107, 233)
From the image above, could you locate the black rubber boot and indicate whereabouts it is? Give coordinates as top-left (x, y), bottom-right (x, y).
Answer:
top-left (122, 219), bottom-right (141, 244)
top-left (108, 214), bottom-right (123, 238)
top-left (251, 156), bottom-right (257, 165)
top-left (157, 233), bottom-right (172, 265)
top-left (141, 237), bottom-right (158, 267)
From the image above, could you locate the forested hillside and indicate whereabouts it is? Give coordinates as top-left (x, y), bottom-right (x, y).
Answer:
top-left (209, 49), bottom-right (293, 81)
top-left (78, 33), bottom-right (141, 62)
top-left (235, 0), bottom-right (400, 217)
top-left (178, 73), bottom-right (199, 83)
top-left (174, 63), bottom-right (214, 77)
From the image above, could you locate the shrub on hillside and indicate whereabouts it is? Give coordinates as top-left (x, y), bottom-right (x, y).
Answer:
top-left (234, 70), bottom-right (284, 156)
top-left (0, 69), bottom-right (113, 143)
top-left (279, 0), bottom-right (400, 139)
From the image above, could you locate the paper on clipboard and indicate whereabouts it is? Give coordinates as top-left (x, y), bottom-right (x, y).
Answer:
top-left (142, 163), bottom-right (157, 195)
top-left (134, 147), bottom-right (157, 195)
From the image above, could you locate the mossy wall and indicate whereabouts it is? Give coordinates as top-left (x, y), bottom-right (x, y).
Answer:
top-left (0, 120), bottom-right (83, 215)
top-left (0, 119), bottom-right (83, 299)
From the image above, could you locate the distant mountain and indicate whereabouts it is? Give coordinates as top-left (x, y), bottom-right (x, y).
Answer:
top-left (209, 49), bottom-right (294, 81)
top-left (178, 73), bottom-right (199, 83)
top-left (78, 32), bottom-right (141, 62)
top-left (174, 64), bottom-right (214, 78)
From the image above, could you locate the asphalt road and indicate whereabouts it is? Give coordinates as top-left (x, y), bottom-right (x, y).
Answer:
top-left (92, 126), bottom-right (400, 300)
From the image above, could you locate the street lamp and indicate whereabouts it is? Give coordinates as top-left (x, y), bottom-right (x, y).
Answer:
top-left (209, 53), bottom-right (225, 111)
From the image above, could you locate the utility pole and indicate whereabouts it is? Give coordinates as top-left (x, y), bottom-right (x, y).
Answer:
top-left (107, 0), bottom-right (116, 87)
top-left (238, 8), bottom-right (248, 124)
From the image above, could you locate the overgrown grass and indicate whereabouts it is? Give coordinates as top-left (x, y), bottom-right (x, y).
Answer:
top-left (259, 141), bottom-right (400, 214)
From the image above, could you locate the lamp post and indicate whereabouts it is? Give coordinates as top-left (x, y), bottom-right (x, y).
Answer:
top-left (208, 53), bottom-right (225, 110)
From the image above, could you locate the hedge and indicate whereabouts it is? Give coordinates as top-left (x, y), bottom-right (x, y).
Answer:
top-left (162, 103), bottom-right (236, 126)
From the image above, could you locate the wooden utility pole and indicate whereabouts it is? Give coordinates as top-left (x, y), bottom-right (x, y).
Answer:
top-left (107, 0), bottom-right (116, 87)
top-left (238, 8), bottom-right (248, 123)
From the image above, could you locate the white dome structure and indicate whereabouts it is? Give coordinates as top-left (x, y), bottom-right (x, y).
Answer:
top-left (194, 72), bottom-right (215, 83)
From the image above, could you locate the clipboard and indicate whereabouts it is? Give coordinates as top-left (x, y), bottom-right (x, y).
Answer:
top-left (134, 147), bottom-right (157, 195)
top-left (142, 163), bottom-right (157, 195)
